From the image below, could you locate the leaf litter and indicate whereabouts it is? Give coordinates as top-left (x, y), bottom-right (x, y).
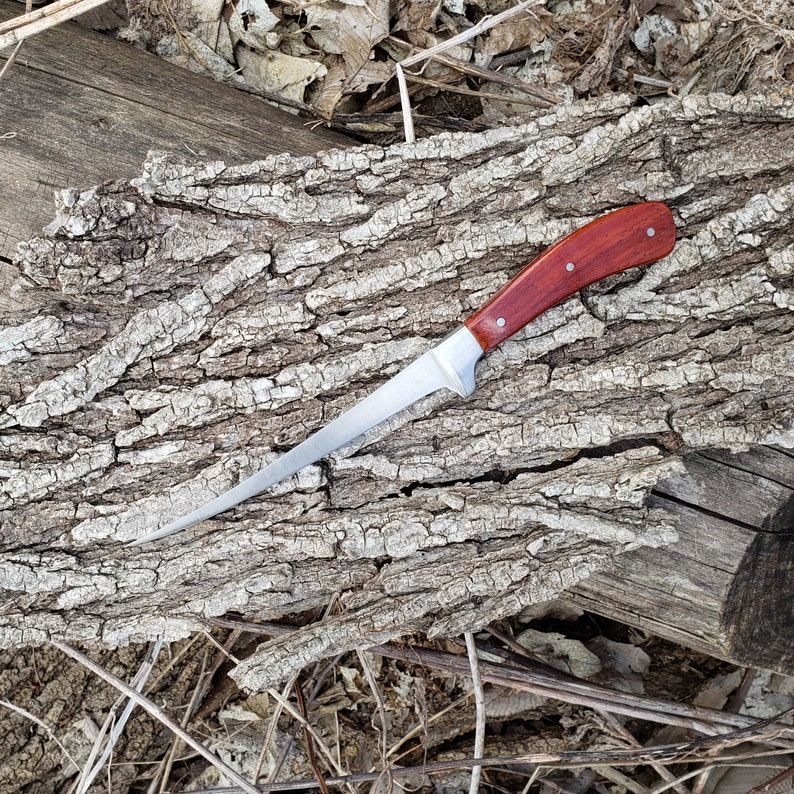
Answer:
top-left (115, 0), bottom-right (793, 139)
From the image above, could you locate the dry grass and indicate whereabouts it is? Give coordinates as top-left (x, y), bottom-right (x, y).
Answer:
top-left (1, 614), bottom-right (789, 792)
top-left (4, 0), bottom-right (792, 136)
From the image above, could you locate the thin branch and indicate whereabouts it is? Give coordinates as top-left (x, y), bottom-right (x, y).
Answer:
top-left (0, 697), bottom-right (80, 773)
top-left (593, 764), bottom-right (651, 794)
top-left (76, 639), bottom-right (163, 794)
top-left (295, 678), bottom-right (331, 794)
top-left (0, 40), bottom-right (23, 82)
top-left (377, 644), bottom-right (794, 742)
top-left (0, 0), bottom-right (112, 49)
top-left (0, 0), bottom-right (30, 82)
top-left (209, 617), bottom-right (794, 742)
top-left (390, 0), bottom-right (555, 142)
top-left (152, 646), bottom-right (209, 794)
top-left (649, 757), bottom-right (794, 794)
top-left (51, 640), bottom-right (261, 794)
top-left (357, 649), bottom-right (389, 772)
top-left (596, 710), bottom-right (689, 794)
top-left (184, 744), bottom-right (794, 793)
top-left (257, 673), bottom-right (300, 784)
top-left (465, 632), bottom-right (486, 794)
top-left (266, 684), bottom-right (346, 776)
top-left (746, 763), bottom-right (794, 793)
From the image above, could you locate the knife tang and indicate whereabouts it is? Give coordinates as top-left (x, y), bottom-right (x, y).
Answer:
top-left (464, 202), bottom-right (676, 352)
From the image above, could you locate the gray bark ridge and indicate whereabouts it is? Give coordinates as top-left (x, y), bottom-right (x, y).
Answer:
top-left (0, 92), bottom-right (792, 691)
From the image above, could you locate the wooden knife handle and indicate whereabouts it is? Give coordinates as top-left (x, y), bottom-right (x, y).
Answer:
top-left (464, 203), bottom-right (676, 352)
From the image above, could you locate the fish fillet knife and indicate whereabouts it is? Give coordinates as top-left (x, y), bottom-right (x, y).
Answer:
top-left (132, 203), bottom-right (675, 544)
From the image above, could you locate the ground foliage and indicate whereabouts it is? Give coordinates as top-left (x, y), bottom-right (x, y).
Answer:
top-left (103, 0), bottom-right (794, 139)
top-left (1, 611), bottom-right (792, 793)
top-left (2, 0), bottom-right (794, 792)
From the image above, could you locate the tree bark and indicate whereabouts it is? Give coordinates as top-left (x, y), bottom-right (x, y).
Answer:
top-left (1, 91), bottom-right (792, 691)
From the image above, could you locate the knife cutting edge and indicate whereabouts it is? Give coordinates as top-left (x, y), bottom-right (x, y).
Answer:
top-left (131, 202), bottom-right (676, 544)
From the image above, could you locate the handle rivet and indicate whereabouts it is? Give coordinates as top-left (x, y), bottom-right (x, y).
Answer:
top-left (496, 317), bottom-right (506, 327)
top-left (565, 262), bottom-right (575, 272)
top-left (647, 227), bottom-right (656, 237)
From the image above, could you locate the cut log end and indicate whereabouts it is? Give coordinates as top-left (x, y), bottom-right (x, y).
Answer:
top-left (569, 447), bottom-right (794, 674)
top-left (724, 496), bottom-right (794, 671)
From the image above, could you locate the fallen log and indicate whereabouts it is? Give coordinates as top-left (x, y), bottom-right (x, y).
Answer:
top-left (0, 90), bottom-right (792, 690)
top-left (569, 445), bottom-right (794, 673)
top-left (0, 0), bottom-right (349, 302)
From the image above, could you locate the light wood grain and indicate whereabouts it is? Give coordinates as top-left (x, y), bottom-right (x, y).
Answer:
top-left (569, 447), bottom-right (794, 673)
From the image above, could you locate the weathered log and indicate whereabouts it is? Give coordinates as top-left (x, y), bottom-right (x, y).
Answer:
top-left (0, 91), bottom-right (792, 690)
top-left (569, 445), bottom-right (794, 673)
top-left (0, 0), bottom-right (349, 297)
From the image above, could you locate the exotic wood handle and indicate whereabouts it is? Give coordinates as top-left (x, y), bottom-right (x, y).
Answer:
top-left (465, 203), bottom-right (676, 352)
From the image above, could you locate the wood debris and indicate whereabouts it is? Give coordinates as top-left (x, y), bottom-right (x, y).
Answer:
top-left (67, 0), bottom-right (794, 138)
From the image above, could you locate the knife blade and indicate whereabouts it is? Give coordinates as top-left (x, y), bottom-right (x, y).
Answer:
top-left (131, 202), bottom-right (676, 544)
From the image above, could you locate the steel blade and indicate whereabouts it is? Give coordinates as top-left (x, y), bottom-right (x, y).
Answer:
top-left (131, 327), bottom-right (483, 544)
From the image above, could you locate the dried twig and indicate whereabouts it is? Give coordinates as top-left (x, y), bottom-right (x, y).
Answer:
top-left (209, 618), bottom-right (794, 741)
top-left (295, 678), bottom-right (331, 794)
top-left (746, 763), bottom-right (794, 793)
top-left (257, 673), bottom-right (299, 784)
top-left (185, 740), bottom-right (794, 794)
top-left (464, 632), bottom-right (486, 794)
top-left (0, 0), bottom-right (30, 84)
top-left (390, 0), bottom-right (556, 142)
top-left (356, 649), bottom-right (389, 773)
top-left (597, 710), bottom-right (689, 794)
top-left (0, 697), bottom-right (80, 773)
top-left (593, 764), bottom-right (650, 794)
top-left (379, 644), bottom-right (794, 742)
top-left (150, 646), bottom-right (210, 794)
top-left (76, 639), bottom-right (163, 794)
top-left (0, 0), bottom-right (112, 49)
top-left (0, 40), bottom-right (23, 82)
top-left (648, 755), bottom-right (794, 794)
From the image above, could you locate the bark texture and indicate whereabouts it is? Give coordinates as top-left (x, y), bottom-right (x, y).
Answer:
top-left (1, 91), bottom-right (793, 690)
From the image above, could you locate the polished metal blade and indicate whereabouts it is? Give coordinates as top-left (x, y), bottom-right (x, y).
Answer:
top-left (131, 327), bottom-right (484, 544)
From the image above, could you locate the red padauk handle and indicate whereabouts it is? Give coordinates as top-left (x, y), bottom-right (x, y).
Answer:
top-left (464, 203), bottom-right (676, 352)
